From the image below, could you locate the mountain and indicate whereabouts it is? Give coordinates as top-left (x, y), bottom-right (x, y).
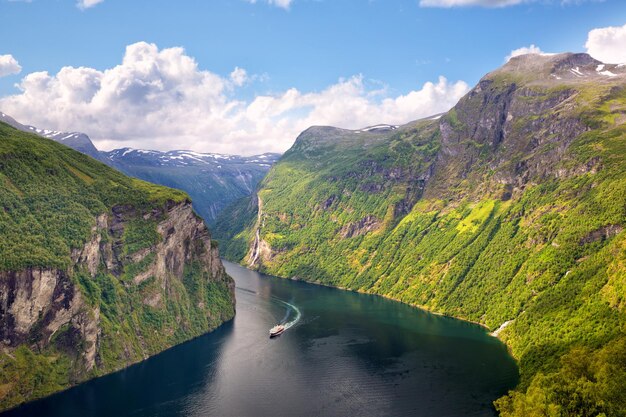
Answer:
top-left (214, 53), bottom-right (626, 416)
top-left (0, 112), bottom-right (104, 162)
top-left (0, 112), bottom-right (280, 224)
top-left (0, 121), bottom-right (235, 411)
top-left (104, 148), bottom-right (280, 223)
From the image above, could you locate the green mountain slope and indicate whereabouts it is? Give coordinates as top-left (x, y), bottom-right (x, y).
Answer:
top-left (0, 122), bottom-right (235, 411)
top-left (215, 53), bottom-right (626, 416)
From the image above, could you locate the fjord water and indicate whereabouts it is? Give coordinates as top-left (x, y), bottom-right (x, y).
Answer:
top-left (4, 262), bottom-right (518, 417)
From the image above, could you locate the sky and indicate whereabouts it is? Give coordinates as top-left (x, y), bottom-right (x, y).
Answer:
top-left (0, 0), bottom-right (625, 155)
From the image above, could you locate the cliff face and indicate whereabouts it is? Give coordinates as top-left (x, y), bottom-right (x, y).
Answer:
top-left (0, 202), bottom-right (235, 410)
top-left (431, 54), bottom-right (602, 200)
top-left (0, 268), bottom-right (95, 365)
top-left (0, 123), bottom-right (235, 411)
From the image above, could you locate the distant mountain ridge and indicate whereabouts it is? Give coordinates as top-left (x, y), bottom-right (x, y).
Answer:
top-left (104, 147), bottom-right (280, 223)
top-left (0, 112), bottom-right (105, 162)
top-left (0, 112), bottom-right (280, 223)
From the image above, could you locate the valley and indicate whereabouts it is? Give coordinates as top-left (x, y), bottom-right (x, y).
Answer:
top-left (1, 49), bottom-right (625, 417)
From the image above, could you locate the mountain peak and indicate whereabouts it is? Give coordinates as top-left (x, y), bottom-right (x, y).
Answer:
top-left (0, 112), bottom-right (105, 162)
top-left (491, 52), bottom-right (625, 83)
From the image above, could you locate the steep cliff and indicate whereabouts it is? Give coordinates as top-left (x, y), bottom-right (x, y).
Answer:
top-left (215, 53), bottom-right (626, 415)
top-left (0, 122), bottom-right (235, 411)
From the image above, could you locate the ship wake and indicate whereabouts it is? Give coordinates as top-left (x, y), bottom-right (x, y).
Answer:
top-left (274, 297), bottom-right (302, 331)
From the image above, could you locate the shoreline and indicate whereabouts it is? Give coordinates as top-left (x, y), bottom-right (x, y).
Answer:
top-left (224, 259), bottom-right (519, 345)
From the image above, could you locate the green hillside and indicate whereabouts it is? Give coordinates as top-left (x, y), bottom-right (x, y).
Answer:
top-left (0, 122), bottom-right (235, 411)
top-left (215, 53), bottom-right (626, 416)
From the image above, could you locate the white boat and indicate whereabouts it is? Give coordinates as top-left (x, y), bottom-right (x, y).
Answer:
top-left (269, 324), bottom-right (285, 338)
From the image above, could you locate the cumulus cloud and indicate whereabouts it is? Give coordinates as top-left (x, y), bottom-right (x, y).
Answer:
top-left (77, 0), bottom-right (104, 10)
top-left (0, 42), bottom-right (469, 155)
top-left (246, 0), bottom-right (293, 10)
top-left (585, 23), bottom-right (626, 64)
top-left (504, 44), bottom-right (551, 62)
top-left (0, 55), bottom-right (21, 77)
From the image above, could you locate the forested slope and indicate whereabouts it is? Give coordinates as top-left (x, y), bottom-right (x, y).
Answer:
top-left (0, 122), bottom-right (235, 411)
top-left (215, 53), bottom-right (626, 416)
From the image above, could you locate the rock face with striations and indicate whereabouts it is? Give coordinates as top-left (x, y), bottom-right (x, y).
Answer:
top-left (0, 122), bottom-right (235, 411)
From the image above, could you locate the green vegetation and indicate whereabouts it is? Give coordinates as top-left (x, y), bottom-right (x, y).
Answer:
top-left (0, 123), bottom-right (234, 411)
top-left (0, 121), bottom-right (186, 271)
top-left (216, 67), bottom-right (626, 415)
top-left (122, 218), bottom-right (161, 255)
top-left (0, 346), bottom-right (72, 410)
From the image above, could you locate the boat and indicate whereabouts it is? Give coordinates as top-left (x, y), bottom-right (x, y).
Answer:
top-left (269, 324), bottom-right (285, 338)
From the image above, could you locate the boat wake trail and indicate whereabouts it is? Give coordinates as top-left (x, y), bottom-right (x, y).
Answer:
top-left (273, 298), bottom-right (302, 330)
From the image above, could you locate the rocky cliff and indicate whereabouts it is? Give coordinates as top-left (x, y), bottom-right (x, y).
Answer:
top-left (0, 123), bottom-right (235, 411)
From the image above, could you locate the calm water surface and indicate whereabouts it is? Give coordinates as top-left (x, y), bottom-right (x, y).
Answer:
top-left (3, 261), bottom-right (518, 417)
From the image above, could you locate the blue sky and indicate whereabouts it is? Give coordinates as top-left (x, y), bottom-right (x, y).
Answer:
top-left (0, 0), bottom-right (625, 154)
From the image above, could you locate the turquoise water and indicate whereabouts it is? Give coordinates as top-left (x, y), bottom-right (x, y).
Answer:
top-left (2, 261), bottom-right (518, 417)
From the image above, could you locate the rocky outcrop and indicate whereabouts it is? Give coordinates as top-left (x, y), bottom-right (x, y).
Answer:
top-left (339, 215), bottom-right (382, 238)
top-left (0, 200), bottom-right (234, 392)
top-left (433, 77), bottom-right (589, 200)
top-left (0, 268), bottom-right (99, 371)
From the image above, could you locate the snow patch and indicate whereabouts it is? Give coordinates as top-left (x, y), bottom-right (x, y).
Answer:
top-left (600, 70), bottom-right (618, 77)
top-left (180, 153), bottom-right (209, 163)
top-left (596, 64), bottom-right (605, 72)
top-left (570, 67), bottom-right (584, 77)
top-left (357, 124), bottom-right (400, 133)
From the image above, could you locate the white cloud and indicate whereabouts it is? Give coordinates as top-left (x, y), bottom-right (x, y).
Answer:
top-left (0, 42), bottom-right (469, 155)
top-left (246, 0), bottom-right (293, 10)
top-left (420, 0), bottom-right (524, 7)
top-left (77, 0), bottom-right (104, 10)
top-left (0, 54), bottom-right (21, 77)
top-left (585, 23), bottom-right (626, 64)
top-left (269, 0), bottom-right (292, 8)
top-left (505, 44), bottom-right (550, 62)
top-left (230, 67), bottom-right (248, 87)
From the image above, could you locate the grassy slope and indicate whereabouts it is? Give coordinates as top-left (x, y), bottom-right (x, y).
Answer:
top-left (216, 70), bottom-right (626, 414)
top-left (0, 122), bottom-right (235, 410)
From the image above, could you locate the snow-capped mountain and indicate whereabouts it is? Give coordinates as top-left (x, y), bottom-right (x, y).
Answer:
top-left (105, 148), bottom-right (277, 169)
top-left (0, 112), bottom-right (104, 161)
top-left (104, 148), bottom-right (280, 223)
top-left (0, 112), bottom-right (281, 223)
